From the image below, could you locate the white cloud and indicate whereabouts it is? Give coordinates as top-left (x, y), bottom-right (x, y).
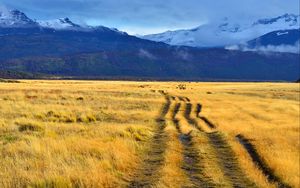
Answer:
top-left (138, 49), bottom-right (157, 59)
top-left (0, 4), bottom-right (9, 15)
top-left (1, 0), bottom-right (299, 35)
top-left (226, 41), bottom-right (300, 54)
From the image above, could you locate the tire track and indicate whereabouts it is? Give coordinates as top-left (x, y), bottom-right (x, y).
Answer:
top-left (207, 132), bottom-right (256, 188)
top-left (184, 103), bottom-right (204, 132)
top-left (171, 103), bottom-right (181, 133)
top-left (185, 97), bottom-right (191, 102)
top-left (196, 100), bottom-right (288, 187)
top-left (200, 117), bottom-right (216, 129)
top-left (195, 103), bottom-right (216, 129)
top-left (196, 103), bottom-right (202, 118)
top-left (178, 96), bottom-right (186, 102)
top-left (178, 96), bottom-right (191, 102)
top-left (128, 95), bottom-right (170, 188)
top-left (184, 101), bottom-right (256, 188)
top-left (236, 134), bottom-right (291, 188)
top-left (171, 101), bottom-right (215, 188)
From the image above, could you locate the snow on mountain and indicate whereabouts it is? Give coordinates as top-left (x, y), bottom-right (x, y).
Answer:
top-left (0, 9), bottom-right (81, 29)
top-left (277, 31), bottom-right (289, 36)
top-left (226, 29), bottom-right (300, 54)
top-left (38, 18), bottom-right (128, 34)
top-left (0, 9), bottom-right (38, 27)
top-left (38, 18), bottom-right (81, 30)
top-left (0, 9), bottom-right (127, 35)
top-left (142, 14), bottom-right (300, 47)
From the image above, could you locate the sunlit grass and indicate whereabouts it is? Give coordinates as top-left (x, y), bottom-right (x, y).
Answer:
top-left (0, 80), bottom-right (298, 187)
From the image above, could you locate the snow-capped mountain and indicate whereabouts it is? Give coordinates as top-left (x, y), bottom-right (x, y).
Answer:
top-left (142, 14), bottom-right (300, 47)
top-left (247, 29), bottom-right (300, 47)
top-left (0, 9), bottom-right (81, 29)
top-left (226, 29), bottom-right (300, 54)
top-left (38, 18), bottom-right (81, 30)
top-left (0, 9), bottom-right (38, 27)
top-left (0, 9), bottom-right (299, 81)
top-left (0, 9), bottom-right (126, 35)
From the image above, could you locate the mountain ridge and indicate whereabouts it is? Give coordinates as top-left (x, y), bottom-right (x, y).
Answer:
top-left (0, 9), bottom-right (126, 34)
top-left (225, 29), bottom-right (300, 53)
top-left (0, 9), bottom-right (299, 81)
top-left (142, 14), bottom-right (300, 48)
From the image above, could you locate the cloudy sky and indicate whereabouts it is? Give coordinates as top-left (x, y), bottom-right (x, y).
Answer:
top-left (1, 0), bottom-right (299, 34)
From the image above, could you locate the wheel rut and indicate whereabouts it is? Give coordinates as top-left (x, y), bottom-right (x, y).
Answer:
top-left (184, 103), bottom-right (204, 132)
top-left (184, 101), bottom-right (256, 188)
top-left (207, 132), bottom-right (256, 187)
top-left (131, 92), bottom-right (264, 187)
top-left (236, 134), bottom-right (291, 188)
top-left (195, 100), bottom-right (289, 187)
top-left (171, 101), bottom-right (215, 188)
top-left (195, 103), bottom-right (216, 129)
top-left (128, 95), bottom-right (171, 188)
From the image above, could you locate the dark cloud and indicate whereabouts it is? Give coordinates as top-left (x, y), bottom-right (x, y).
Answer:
top-left (1, 0), bottom-right (299, 34)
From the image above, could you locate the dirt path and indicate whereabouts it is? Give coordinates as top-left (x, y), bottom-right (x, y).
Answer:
top-left (128, 96), bottom-right (171, 188)
top-left (184, 103), bottom-right (204, 132)
top-left (195, 101), bottom-right (290, 188)
top-left (183, 101), bottom-right (256, 188)
top-left (129, 92), bottom-right (260, 187)
top-left (207, 132), bottom-right (256, 187)
top-left (171, 101), bottom-right (215, 188)
top-left (236, 134), bottom-right (291, 188)
top-left (194, 103), bottom-right (216, 129)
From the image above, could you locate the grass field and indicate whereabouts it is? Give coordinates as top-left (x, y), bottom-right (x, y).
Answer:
top-left (0, 80), bottom-right (299, 188)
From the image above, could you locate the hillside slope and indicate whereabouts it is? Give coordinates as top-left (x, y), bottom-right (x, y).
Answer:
top-left (1, 49), bottom-right (299, 81)
top-left (0, 9), bottom-right (299, 81)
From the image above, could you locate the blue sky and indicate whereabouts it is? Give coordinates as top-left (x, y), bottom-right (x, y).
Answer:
top-left (1, 0), bottom-right (299, 34)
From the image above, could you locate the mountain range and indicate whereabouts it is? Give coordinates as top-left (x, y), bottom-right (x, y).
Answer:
top-left (225, 29), bottom-right (300, 53)
top-left (142, 14), bottom-right (300, 50)
top-left (0, 9), bottom-right (299, 81)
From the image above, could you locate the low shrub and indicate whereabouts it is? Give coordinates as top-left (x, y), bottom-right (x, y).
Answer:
top-left (77, 113), bottom-right (96, 123)
top-left (16, 121), bottom-right (44, 132)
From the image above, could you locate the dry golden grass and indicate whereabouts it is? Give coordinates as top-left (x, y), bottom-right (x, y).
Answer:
top-left (0, 80), bottom-right (298, 188)
top-left (156, 120), bottom-right (190, 188)
top-left (168, 82), bottom-right (300, 188)
top-left (0, 81), bottom-right (160, 187)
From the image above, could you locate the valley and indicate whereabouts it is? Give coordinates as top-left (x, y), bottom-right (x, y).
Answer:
top-left (0, 80), bottom-right (298, 187)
